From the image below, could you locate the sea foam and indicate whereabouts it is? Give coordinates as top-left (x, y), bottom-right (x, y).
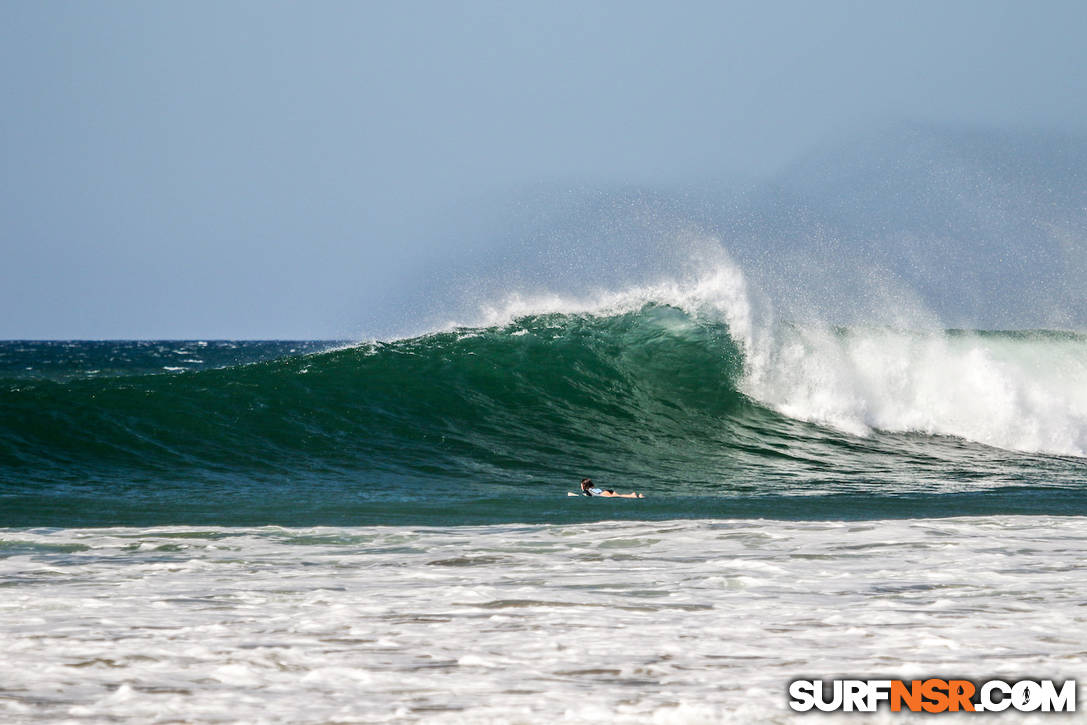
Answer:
top-left (1, 518), bottom-right (1083, 723)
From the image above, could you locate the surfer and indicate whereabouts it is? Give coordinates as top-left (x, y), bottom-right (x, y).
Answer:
top-left (580, 478), bottom-right (644, 498)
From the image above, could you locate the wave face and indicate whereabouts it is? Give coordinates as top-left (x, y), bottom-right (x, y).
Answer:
top-left (3, 260), bottom-right (1087, 527)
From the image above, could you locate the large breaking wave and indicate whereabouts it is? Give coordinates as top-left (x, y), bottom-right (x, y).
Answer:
top-left (3, 259), bottom-right (1086, 498)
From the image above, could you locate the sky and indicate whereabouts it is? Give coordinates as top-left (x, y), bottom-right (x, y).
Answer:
top-left (2, 0), bottom-right (1085, 339)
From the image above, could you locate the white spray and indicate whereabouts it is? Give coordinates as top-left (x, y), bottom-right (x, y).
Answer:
top-left (433, 239), bottom-right (1087, 458)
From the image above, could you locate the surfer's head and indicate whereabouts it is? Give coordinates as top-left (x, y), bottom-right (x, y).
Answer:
top-left (580, 478), bottom-right (592, 492)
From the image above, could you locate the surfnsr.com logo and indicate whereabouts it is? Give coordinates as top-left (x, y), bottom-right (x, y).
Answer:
top-left (788, 679), bottom-right (1076, 713)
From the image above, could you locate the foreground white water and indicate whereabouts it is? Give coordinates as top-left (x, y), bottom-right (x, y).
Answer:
top-left (1, 517), bottom-right (1084, 723)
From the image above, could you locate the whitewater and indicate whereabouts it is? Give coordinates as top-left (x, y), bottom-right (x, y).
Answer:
top-left (2, 519), bottom-right (1084, 724)
top-left (437, 258), bottom-right (1087, 458)
top-left (2, 254), bottom-right (1086, 722)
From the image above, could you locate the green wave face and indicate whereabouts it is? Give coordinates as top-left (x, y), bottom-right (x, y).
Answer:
top-left (2, 307), bottom-right (741, 482)
top-left (2, 309), bottom-right (1085, 526)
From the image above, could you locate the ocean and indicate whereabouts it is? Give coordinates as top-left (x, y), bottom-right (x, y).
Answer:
top-left (2, 270), bottom-right (1085, 722)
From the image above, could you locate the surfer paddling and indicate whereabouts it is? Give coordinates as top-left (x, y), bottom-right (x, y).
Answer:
top-left (580, 478), bottom-right (644, 498)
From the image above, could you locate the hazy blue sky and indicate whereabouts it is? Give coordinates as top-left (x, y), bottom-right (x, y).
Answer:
top-left (2, 1), bottom-right (1085, 338)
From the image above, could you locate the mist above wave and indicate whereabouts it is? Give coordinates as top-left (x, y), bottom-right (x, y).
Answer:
top-left (366, 123), bottom-right (1087, 457)
top-left (379, 122), bottom-right (1086, 340)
